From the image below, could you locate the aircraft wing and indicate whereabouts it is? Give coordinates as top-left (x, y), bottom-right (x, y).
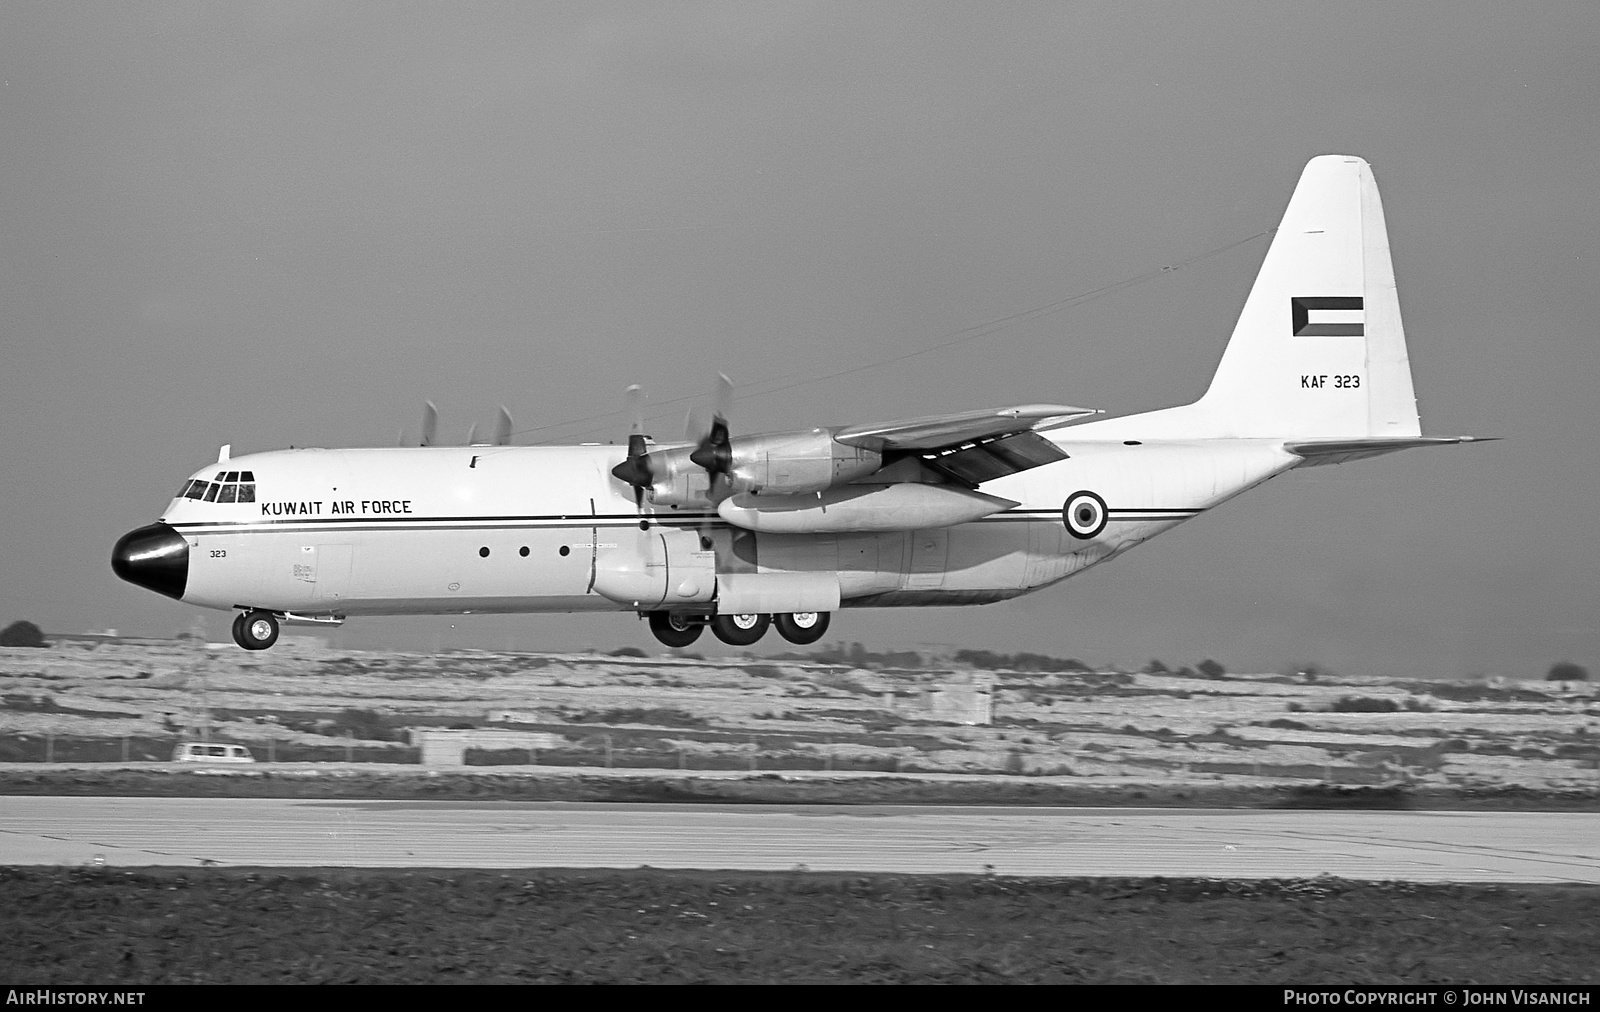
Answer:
top-left (1284, 436), bottom-right (1496, 468)
top-left (833, 403), bottom-right (1097, 452)
top-left (834, 403), bottom-right (1097, 486)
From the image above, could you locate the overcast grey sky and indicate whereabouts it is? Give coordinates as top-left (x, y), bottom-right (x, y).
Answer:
top-left (3, 2), bottom-right (1595, 677)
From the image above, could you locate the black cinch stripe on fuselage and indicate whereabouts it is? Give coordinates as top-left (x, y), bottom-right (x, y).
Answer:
top-left (167, 507), bottom-right (1206, 536)
top-left (1108, 509), bottom-right (1204, 518)
top-left (982, 508), bottom-right (1204, 523)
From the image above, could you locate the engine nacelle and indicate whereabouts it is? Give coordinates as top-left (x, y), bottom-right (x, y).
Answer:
top-left (641, 447), bottom-right (714, 507)
top-left (726, 428), bottom-right (883, 496)
top-left (642, 429), bottom-right (882, 507)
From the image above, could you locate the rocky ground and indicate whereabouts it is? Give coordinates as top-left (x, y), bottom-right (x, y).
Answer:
top-left (1, 635), bottom-right (1596, 802)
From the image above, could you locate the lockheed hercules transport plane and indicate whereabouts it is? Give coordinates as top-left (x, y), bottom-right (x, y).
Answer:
top-left (114, 156), bottom-right (1484, 651)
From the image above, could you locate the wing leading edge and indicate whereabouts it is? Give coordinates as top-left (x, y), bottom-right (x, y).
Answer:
top-left (834, 403), bottom-right (1097, 451)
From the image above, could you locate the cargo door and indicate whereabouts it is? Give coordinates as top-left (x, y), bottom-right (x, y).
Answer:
top-left (312, 544), bottom-right (354, 604)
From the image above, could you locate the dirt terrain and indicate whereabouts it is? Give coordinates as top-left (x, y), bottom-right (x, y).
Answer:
top-left (1, 635), bottom-right (1595, 804)
top-left (3, 636), bottom-right (1596, 984)
top-left (3, 867), bottom-right (1594, 984)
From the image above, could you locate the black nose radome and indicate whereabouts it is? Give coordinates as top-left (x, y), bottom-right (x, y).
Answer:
top-left (112, 523), bottom-right (188, 600)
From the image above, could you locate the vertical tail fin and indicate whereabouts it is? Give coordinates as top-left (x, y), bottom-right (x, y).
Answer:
top-left (1194, 155), bottom-right (1420, 438)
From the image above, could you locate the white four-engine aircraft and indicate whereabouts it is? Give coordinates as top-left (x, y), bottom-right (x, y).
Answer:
top-left (115, 155), bottom-right (1484, 651)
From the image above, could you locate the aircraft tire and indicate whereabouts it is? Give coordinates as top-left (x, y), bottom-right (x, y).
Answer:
top-left (711, 612), bottom-right (770, 646)
top-left (648, 611), bottom-right (703, 648)
top-left (775, 611), bottom-right (830, 645)
top-left (235, 610), bottom-right (279, 651)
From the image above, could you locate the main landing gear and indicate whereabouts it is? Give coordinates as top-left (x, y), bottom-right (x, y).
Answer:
top-left (711, 612), bottom-right (769, 646)
top-left (646, 610), bottom-right (702, 648)
top-left (231, 610), bottom-right (280, 651)
top-left (774, 611), bottom-right (829, 644)
top-left (645, 610), bottom-right (832, 648)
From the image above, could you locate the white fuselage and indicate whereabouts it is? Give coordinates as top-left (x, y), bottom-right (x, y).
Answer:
top-left (115, 156), bottom-right (1467, 646)
top-left (153, 430), bottom-right (1298, 618)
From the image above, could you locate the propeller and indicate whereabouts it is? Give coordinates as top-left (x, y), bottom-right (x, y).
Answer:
top-left (407, 402), bottom-right (511, 448)
top-left (687, 373), bottom-right (735, 493)
top-left (609, 384), bottom-right (653, 509)
top-left (465, 405), bottom-right (515, 447)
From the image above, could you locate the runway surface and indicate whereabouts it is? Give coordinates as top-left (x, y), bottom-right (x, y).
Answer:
top-left (3, 798), bottom-right (1598, 882)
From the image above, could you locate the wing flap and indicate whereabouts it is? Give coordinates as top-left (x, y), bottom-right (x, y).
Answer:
top-left (920, 430), bottom-right (1071, 484)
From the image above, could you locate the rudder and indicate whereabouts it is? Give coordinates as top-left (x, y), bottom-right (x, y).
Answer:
top-left (1194, 155), bottom-right (1420, 439)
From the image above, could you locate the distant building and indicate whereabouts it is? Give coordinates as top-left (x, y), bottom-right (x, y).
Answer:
top-left (412, 728), bottom-right (561, 767)
top-left (927, 672), bottom-right (995, 725)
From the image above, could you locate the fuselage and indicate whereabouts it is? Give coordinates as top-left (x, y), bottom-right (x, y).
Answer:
top-left (117, 430), bottom-right (1298, 619)
top-left (109, 156), bottom-right (1472, 651)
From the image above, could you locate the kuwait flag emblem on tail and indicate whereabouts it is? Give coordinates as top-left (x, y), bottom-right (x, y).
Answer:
top-left (1291, 296), bottom-right (1364, 336)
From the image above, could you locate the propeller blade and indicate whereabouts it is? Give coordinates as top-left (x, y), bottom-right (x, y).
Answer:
top-left (609, 385), bottom-right (654, 510)
top-left (688, 373), bottom-right (735, 478)
top-left (617, 433), bottom-right (651, 508)
top-left (693, 373), bottom-right (735, 531)
top-left (420, 402), bottom-right (439, 447)
top-left (712, 371), bottom-right (733, 425)
top-left (493, 406), bottom-right (513, 446)
top-left (465, 422), bottom-right (480, 446)
top-left (688, 417), bottom-right (732, 475)
top-left (624, 385), bottom-right (646, 436)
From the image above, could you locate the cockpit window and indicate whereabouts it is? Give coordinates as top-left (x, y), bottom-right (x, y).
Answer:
top-left (178, 473), bottom-right (256, 504)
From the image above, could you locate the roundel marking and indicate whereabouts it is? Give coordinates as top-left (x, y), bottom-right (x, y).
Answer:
top-left (1063, 490), bottom-right (1108, 540)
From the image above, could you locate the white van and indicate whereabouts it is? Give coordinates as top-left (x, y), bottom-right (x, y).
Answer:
top-left (172, 742), bottom-right (256, 763)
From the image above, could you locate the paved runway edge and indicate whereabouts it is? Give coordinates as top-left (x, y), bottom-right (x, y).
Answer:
top-left (4, 797), bottom-right (1599, 883)
top-left (4, 763), bottom-right (1600, 813)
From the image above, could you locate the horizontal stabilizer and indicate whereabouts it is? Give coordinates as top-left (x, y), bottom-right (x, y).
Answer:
top-left (1285, 436), bottom-right (1496, 468)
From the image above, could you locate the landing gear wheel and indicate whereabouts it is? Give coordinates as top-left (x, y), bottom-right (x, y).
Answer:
top-left (775, 611), bottom-right (830, 645)
top-left (233, 610), bottom-right (279, 651)
top-left (648, 611), bottom-right (703, 648)
top-left (711, 612), bottom-right (770, 646)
